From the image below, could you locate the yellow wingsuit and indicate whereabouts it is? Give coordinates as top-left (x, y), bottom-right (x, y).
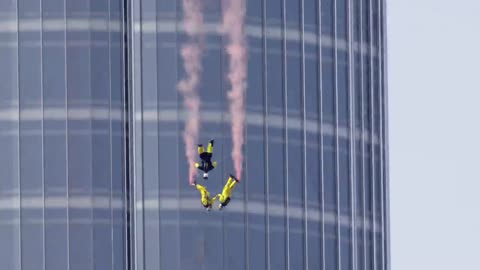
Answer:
top-left (217, 174), bottom-right (239, 209)
top-left (195, 183), bottom-right (217, 210)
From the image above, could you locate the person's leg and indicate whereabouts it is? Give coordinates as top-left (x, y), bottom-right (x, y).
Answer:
top-left (221, 180), bottom-right (230, 196)
top-left (225, 182), bottom-right (235, 198)
top-left (225, 176), bottom-right (238, 198)
top-left (207, 140), bottom-right (213, 154)
top-left (197, 144), bottom-right (204, 154)
top-left (229, 174), bottom-right (239, 184)
top-left (228, 179), bottom-right (237, 189)
top-left (220, 177), bottom-right (234, 196)
top-left (195, 184), bottom-right (207, 194)
top-left (219, 197), bottom-right (231, 209)
top-left (201, 188), bottom-right (211, 204)
top-left (195, 184), bottom-right (213, 209)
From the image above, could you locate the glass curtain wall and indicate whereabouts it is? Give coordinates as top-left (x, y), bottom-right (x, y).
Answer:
top-left (0, 0), bottom-right (126, 269)
top-left (0, 0), bottom-right (388, 269)
top-left (128, 0), bottom-right (388, 270)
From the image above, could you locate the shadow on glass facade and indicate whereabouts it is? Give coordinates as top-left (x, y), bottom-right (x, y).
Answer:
top-left (0, 0), bottom-right (388, 270)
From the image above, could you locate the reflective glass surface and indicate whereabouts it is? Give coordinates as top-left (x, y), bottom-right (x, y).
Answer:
top-left (0, 0), bottom-right (388, 269)
top-left (0, 0), bottom-right (125, 269)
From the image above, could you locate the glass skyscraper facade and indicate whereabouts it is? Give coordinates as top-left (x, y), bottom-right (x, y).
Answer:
top-left (0, 0), bottom-right (388, 270)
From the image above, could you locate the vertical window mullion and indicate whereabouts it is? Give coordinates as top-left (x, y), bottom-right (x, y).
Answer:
top-left (15, 0), bottom-right (22, 268)
top-left (316, 1), bottom-right (326, 270)
top-left (333, 0), bottom-right (342, 269)
top-left (281, 0), bottom-right (290, 269)
top-left (39, 0), bottom-right (46, 269)
top-left (368, 0), bottom-right (376, 269)
top-left (107, 1), bottom-right (115, 269)
top-left (381, 0), bottom-right (391, 268)
top-left (63, 0), bottom-right (71, 267)
top-left (377, 0), bottom-right (386, 269)
top-left (358, 0), bottom-right (368, 269)
top-left (300, 0), bottom-right (309, 269)
top-left (347, 0), bottom-right (356, 269)
top-left (262, 1), bottom-right (271, 270)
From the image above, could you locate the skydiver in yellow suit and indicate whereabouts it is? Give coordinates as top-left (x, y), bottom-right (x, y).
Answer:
top-left (195, 139), bottom-right (217, 180)
top-left (217, 174), bottom-right (240, 210)
top-left (192, 182), bottom-right (217, 211)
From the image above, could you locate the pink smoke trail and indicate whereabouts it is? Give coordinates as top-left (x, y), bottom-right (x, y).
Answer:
top-left (222, 0), bottom-right (248, 181)
top-left (178, 0), bottom-right (204, 184)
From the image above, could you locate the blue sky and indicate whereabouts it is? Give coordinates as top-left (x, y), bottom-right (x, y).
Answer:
top-left (388, 0), bottom-right (480, 269)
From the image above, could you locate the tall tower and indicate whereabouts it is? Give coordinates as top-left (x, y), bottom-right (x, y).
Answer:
top-left (0, 0), bottom-right (388, 269)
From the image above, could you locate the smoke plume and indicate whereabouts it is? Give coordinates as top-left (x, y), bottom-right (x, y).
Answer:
top-left (178, 0), bottom-right (204, 184)
top-left (222, 0), bottom-right (248, 181)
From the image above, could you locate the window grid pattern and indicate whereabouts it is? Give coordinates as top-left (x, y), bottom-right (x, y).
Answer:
top-left (0, 0), bottom-right (126, 270)
top-left (127, 0), bottom-right (388, 270)
top-left (0, 0), bottom-right (388, 270)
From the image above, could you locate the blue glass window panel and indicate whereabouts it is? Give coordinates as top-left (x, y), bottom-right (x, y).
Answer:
top-left (305, 57), bottom-right (320, 119)
top-left (307, 221), bottom-right (323, 270)
top-left (286, 0), bottom-right (300, 25)
top-left (247, 0), bottom-right (262, 22)
top-left (355, 144), bottom-right (364, 216)
top-left (157, 45), bottom-right (177, 107)
top-left (247, 139), bottom-right (266, 198)
top-left (266, 0), bottom-right (282, 25)
top-left (365, 231), bottom-right (374, 270)
top-left (336, 0), bottom-right (348, 40)
top-left (340, 232), bottom-right (352, 270)
top-left (322, 48), bottom-right (335, 123)
top-left (270, 228), bottom-right (287, 270)
top-left (353, 0), bottom-right (361, 42)
top-left (286, 52), bottom-right (302, 113)
top-left (339, 139), bottom-right (351, 214)
top-left (362, 0), bottom-right (370, 44)
top-left (21, 224), bottom-right (44, 270)
top-left (337, 52), bottom-right (349, 126)
top-left (248, 224), bottom-right (267, 269)
top-left (158, 0), bottom-right (176, 14)
top-left (224, 222), bottom-right (247, 270)
top-left (246, 46), bottom-right (264, 112)
top-left (323, 136), bottom-right (336, 211)
top-left (321, 0), bottom-right (334, 36)
top-left (354, 54), bottom-right (362, 127)
top-left (305, 0), bottom-right (319, 30)
top-left (160, 223), bottom-right (180, 269)
top-left (93, 224), bottom-right (113, 270)
top-left (372, 0), bottom-right (379, 47)
top-left (306, 145), bottom-right (321, 208)
top-left (287, 130), bottom-right (303, 206)
top-left (69, 224), bottom-right (93, 270)
top-left (45, 224), bottom-right (68, 270)
top-left (362, 55), bottom-right (371, 129)
top-left (356, 229), bottom-right (365, 270)
top-left (289, 228), bottom-right (305, 270)
top-left (376, 233), bottom-right (383, 270)
top-left (325, 224), bottom-right (338, 270)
